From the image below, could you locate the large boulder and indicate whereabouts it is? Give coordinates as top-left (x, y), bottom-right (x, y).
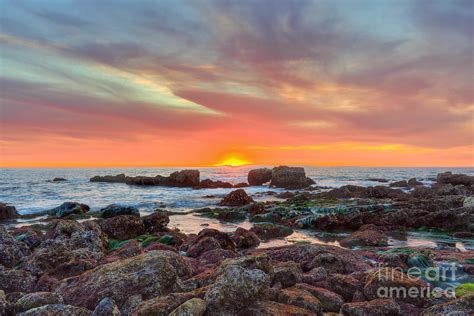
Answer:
top-left (15, 292), bottom-right (64, 313)
top-left (0, 226), bottom-right (30, 268)
top-left (219, 189), bottom-right (254, 206)
top-left (92, 297), bottom-right (121, 316)
top-left (273, 261), bottom-right (303, 288)
top-left (19, 304), bottom-right (92, 315)
top-left (100, 204), bottom-right (140, 219)
top-left (437, 171), bottom-right (474, 186)
top-left (197, 179), bottom-right (233, 189)
top-left (248, 168), bottom-right (273, 186)
top-left (232, 227), bottom-right (260, 249)
top-left (56, 250), bottom-right (190, 310)
top-left (250, 223), bottom-right (293, 240)
top-left (168, 298), bottom-right (206, 316)
top-left (294, 284), bottom-right (344, 313)
top-left (168, 169), bottom-right (200, 187)
top-left (90, 174), bottom-right (126, 183)
top-left (270, 166), bottom-right (314, 189)
top-left (0, 265), bottom-right (37, 293)
top-left (205, 264), bottom-right (271, 314)
top-left (142, 211), bottom-right (169, 233)
top-left (98, 215), bottom-right (145, 241)
top-left (341, 299), bottom-right (401, 316)
top-left (49, 202), bottom-right (89, 218)
top-left (340, 225), bottom-right (388, 248)
top-left (0, 203), bottom-right (18, 221)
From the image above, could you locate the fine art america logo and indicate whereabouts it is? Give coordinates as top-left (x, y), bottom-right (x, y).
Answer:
top-left (375, 264), bottom-right (457, 300)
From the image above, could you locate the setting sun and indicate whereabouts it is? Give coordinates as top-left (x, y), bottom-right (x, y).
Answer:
top-left (214, 155), bottom-right (251, 167)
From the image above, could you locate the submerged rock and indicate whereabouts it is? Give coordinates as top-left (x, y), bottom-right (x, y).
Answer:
top-left (270, 166), bottom-right (315, 189)
top-left (219, 189), bottom-right (254, 206)
top-left (90, 174), bottom-right (126, 183)
top-left (52, 177), bottom-right (67, 182)
top-left (0, 203), bottom-right (19, 221)
top-left (390, 180), bottom-right (409, 188)
top-left (248, 168), bottom-right (273, 186)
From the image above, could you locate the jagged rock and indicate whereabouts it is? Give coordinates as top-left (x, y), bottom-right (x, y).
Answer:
top-left (273, 261), bottom-right (303, 288)
top-left (168, 298), bottom-right (206, 316)
top-left (250, 223), bottom-right (293, 240)
top-left (437, 171), bottom-right (474, 186)
top-left (408, 178), bottom-right (423, 187)
top-left (421, 294), bottom-right (474, 315)
top-left (197, 179), bottom-right (233, 189)
top-left (205, 265), bottom-right (271, 314)
top-left (49, 202), bottom-right (89, 218)
top-left (92, 297), bottom-right (121, 316)
top-left (316, 273), bottom-right (361, 301)
top-left (0, 226), bottom-right (31, 268)
top-left (142, 211), bottom-right (169, 233)
top-left (294, 283), bottom-right (344, 312)
top-left (56, 250), bottom-right (190, 310)
top-left (219, 189), bottom-right (254, 206)
top-left (232, 227), bottom-right (260, 249)
top-left (98, 215), bottom-right (145, 241)
top-left (341, 299), bottom-right (402, 316)
top-left (248, 168), bottom-right (273, 186)
top-left (131, 292), bottom-right (194, 315)
top-left (0, 203), bottom-right (18, 221)
top-left (100, 205), bottom-right (140, 219)
top-left (270, 166), bottom-right (314, 189)
top-left (277, 287), bottom-right (322, 314)
top-left (390, 180), bottom-right (409, 188)
top-left (340, 225), bottom-right (388, 248)
top-left (0, 265), bottom-right (37, 293)
top-left (11, 227), bottom-right (43, 250)
top-left (18, 304), bottom-right (92, 315)
top-left (15, 292), bottom-right (63, 313)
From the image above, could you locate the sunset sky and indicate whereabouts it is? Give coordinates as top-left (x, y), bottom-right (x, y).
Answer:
top-left (1, 0), bottom-right (473, 167)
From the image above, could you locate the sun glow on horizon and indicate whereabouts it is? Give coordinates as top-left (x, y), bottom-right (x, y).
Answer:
top-left (213, 155), bottom-right (251, 167)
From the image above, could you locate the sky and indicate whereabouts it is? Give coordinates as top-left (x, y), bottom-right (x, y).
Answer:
top-left (0, 0), bottom-right (473, 167)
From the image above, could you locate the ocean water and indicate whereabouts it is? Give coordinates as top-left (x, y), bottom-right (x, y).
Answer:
top-left (1, 166), bottom-right (473, 250)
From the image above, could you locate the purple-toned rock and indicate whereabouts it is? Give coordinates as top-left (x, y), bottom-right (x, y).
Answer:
top-left (98, 215), bottom-right (145, 241)
top-left (248, 168), bottom-right (273, 186)
top-left (219, 189), bottom-right (254, 206)
top-left (142, 211), bottom-right (169, 233)
top-left (232, 227), bottom-right (260, 249)
top-left (197, 179), bottom-right (233, 189)
top-left (341, 299), bottom-right (402, 316)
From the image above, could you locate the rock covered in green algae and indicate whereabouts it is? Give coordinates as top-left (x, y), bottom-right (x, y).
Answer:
top-left (56, 250), bottom-right (191, 310)
top-left (100, 204), bottom-right (140, 219)
top-left (168, 298), bottom-right (206, 316)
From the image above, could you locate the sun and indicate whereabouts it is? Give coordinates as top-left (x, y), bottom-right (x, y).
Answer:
top-left (214, 155), bottom-right (250, 167)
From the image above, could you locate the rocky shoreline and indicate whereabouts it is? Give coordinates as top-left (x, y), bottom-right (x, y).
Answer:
top-left (0, 168), bottom-right (473, 315)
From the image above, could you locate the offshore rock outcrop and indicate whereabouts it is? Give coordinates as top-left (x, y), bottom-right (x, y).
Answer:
top-left (90, 169), bottom-right (200, 187)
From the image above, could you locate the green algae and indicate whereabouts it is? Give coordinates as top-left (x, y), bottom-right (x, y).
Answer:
top-left (455, 283), bottom-right (474, 297)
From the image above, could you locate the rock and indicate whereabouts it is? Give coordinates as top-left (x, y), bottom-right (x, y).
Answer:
top-left (367, 178), bottom-right (389, 183)
top-left (421, 294), bottom-right (474, 315)
top-left (437, 171), bottom-right (474, 186)
top-left (238, 301), bottom-right (315, 315)
top-left (100, 205), bottom-right (140, 219)
top-left (322, 185), bottom-right (405, 199)
top-left (167, 169), bottom-right (200, 187)
top-left (49, 202), bottom-right (89, 218)
top-left (16, 292), bottom-right (63, 312)
top-left (277, 287), bottom-right (322, 314)
top-left (273, 261), bottom-right (303, 288)
top-left (294, 284), bottom-right (343, 312)
top-left (217, 254), bottom-right (274, 276)
top-left (340, 226), bottom-right (388, 248)
top-left (184, 229), bottom-right (236, 257)
top-left (317, 273), bottom-right (361, 301)
top-left (0, 203), bottom-right (18, 221)
top-left (205, 265), bottom-right (271, 314)
top-left (0, 226), bottom-right (31, 268)
top-left (130, 292), bottom-right (194, 316)
top-left (142, 211), bottom-right (169, 233)
top-left (232, 227), bottom-right (260, 249)
top-left (198, 249), bottom-right (237, 265)
top-left (197, 179), bottom-right (233, 189)
top-left (56, 250), bottom-right (190, 310)
top-left (270, 166), bottom-right (314, 189)
top-left (219, 189), bottom-right (254, 206)
top-left (248, 168), bottom-right (273, 186)
top-left (408, 178), bottom-right (423, 187)
top-left (11, 227), bottom-right (43, 249)
top-left (19, 304), bottom-right (92, 315)
top-left (92, 297), bottom-right (121, 316)
top-left (341, 299), bottom-right (402, 316)
top-left (90, 174), bottom-right (126, 183)
top-left (53, 177), bottom-right (67, 182)
top-left (364, 268), bottom-right (429, 306)
top-left (453, 231), bottom-right (474, 238)
top-left (98, 215), bottom-right (145, 241)
top-left (302, 267), bottom-right (328, 285)
top-left (168, 298), bottom-right (206, 316)
top-left (0, 265), bottom-right (37, 293)
top-left (390, 180), bottom-right (409, 188)
top-left (251, 223), bottom-right (293, 240)
top-left (0, 289), bottom-right (15, 316)
top-left (464, 196), bottom-right (474, 207)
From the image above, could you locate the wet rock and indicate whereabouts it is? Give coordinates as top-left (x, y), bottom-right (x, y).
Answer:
top-left (270, 166), bottom-right (315, 189)
top-left (195, 207), bottom-right (247, 221)
top-left (219, 189), bottom-right (254, 206)
top-left (238, 301), bottom-right (315, 315)
top-left (16, 292), bottom-right (63, 312)
top-left (49, 202), bottom-right (89, 218)
top-left (0, 226), bottom-right (31, 268)
top-left (0, 265), bottom-right (37, 293)
top-left (92, 297), bottom-right (120, 316)
top-left (205, 265), bottom-right (271, 314)
top-left (273, 261), bottom-right (303, 288)
top-left (100, 204), bottom-right (139, 219)
top-left (98, 215), bottom-right (145, 241)
top-left (364, 268), bottom-right (429, 307)
top-left (421, 294), bottom-right (474, 315)
top-left (340, 225), bottom-right (388, 248)
top-left (390, 180), bottom-right (409, 188)
top-left (408, 178), bottom-right (423, 187)
top-left (453, 231), bottom-right (474, 238)
top-left (167, 169), bottom-right (200, 187)
top-left (53, 177), bottom-right (67, 182)
top-left (437, 171), bottom-right (474, 186)
top-left (19, 304), bottom-right (92, 316)
top-left (0, 203), bottom-right (19, 221)
top-left (142, 211), bottom-right (169, 233)
top-left (168, 298), bottom-right (206, 316)
top-left (90, 174), bottom-right (126, 183)
top-left (250, 223), bottom-right (294, 240)
top-left (294, 283), bottom-right (344, 312)
top-left (341, 299), bottom-right (402, 316)
top-left (248, 168), bottom-right (273, 186)
top-left (232, 227), bottom-right (260, 249)
top-left (56, 250), bottom-right (190, 310)
top-left (197, 179), bottom-right (233, 189)
top-left (277, 287), bottom-right (322, 315)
